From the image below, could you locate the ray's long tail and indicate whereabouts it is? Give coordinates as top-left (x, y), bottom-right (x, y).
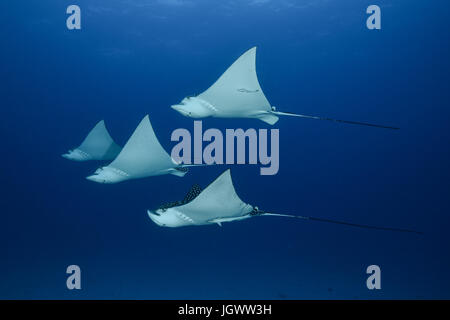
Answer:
top-left (271, 111), bottom-right (399, 130)
top-left (260, 213), bottom-right (422, 235)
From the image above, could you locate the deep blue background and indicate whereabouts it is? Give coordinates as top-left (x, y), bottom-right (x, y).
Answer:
top-left (1, 0), bottom-right (449, 299)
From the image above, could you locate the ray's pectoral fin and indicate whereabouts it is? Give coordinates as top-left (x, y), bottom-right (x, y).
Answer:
top-left (169, 167), bottom-right (189, 177)
top-left (255, 112), bottom-right (279, 125)
top-left (193, 47), bottom-right (274, 122)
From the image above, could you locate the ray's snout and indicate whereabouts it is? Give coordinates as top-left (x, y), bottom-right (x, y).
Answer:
top-left (85, 174), bottom-right (106, 183)
top-left (147, 210), bottom-right (165, 227)
top-left (171, 104), bottom-right (189, 116)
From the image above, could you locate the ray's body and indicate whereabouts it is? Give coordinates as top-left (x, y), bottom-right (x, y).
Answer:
top-left (171, 47), bottom-right (398, 129)
top-left (86, 115), bottom-right (189, 184)
top-left (62, 120), bottom-right (122, 161)
top-left (148, 170), bottom-right (420, 234)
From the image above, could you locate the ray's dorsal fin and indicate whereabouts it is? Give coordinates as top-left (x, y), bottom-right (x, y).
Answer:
top-left (108, 115), bottom-right (175, 177)
top-left (198, 47), bottom-right (272, 114)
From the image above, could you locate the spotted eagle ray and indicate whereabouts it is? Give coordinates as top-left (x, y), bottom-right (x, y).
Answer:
top-left (62, 120), bottom-right (122, 161)
top-left (147, 169), bottom-right (420, 234)
top-left (86, 115), bottom-right (197, 184)
top-left (171, 47), bottom-right (398, 129)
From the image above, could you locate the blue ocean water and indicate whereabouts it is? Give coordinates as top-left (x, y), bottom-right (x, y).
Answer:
top-left (1, 0), bottom-right (449, 299)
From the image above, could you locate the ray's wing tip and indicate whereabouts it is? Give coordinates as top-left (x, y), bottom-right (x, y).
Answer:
top-left (243, 46), bottom-right (257, 56)
top-left (222, 168), bottom-right (232, 177)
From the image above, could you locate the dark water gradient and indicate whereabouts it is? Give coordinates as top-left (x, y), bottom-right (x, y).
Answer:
top-left (0, 0), bottom-right (449, 299)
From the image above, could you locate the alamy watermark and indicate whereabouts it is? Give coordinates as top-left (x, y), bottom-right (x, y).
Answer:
top-left (66, 265), bottom-right (81, 290)
top-left (171, 121), bottom-right (279, 176)
top-left (66, 5), bottom-right (81, 30)
top-left (366, 5), bottom-right (381, 30)
top-left (66, 4), bottom-right (381, 31)
top-left (366, 265), bottom-right (381, 290)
